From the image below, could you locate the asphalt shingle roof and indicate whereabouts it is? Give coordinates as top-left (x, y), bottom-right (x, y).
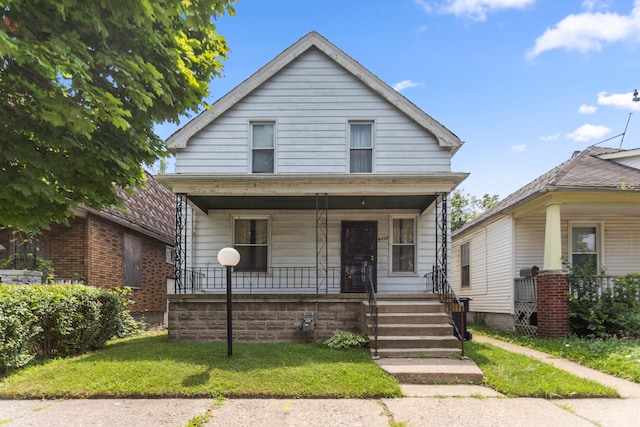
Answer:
top-left (99, 172), bottom-right (175, 243)
top-left (454, 146), bottom-right (640, 236)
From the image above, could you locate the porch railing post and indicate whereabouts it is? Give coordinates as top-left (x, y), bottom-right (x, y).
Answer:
top-left (175, 193), bottom-right (188, 294)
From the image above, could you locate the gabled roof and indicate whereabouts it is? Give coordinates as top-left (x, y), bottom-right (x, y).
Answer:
top-left (166, 31), bottom-right (462, 153)
top-left (454, 146), bottom-right (640, 235)
top-left (81, 172), bottom-right (175, 244)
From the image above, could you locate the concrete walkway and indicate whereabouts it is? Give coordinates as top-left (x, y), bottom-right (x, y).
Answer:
top-left (2, 337), bottom-right (640, 427)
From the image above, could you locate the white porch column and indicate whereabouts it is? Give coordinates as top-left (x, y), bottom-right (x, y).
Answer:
top-left (543, 202), bottom-right (563, 271)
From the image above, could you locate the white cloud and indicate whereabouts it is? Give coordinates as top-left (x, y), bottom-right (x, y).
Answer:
top-left (414, 0), bottom-right (432, 13)
top-left (528, 1), bottom-right (640, 58)
top-left (418, 25), bottom-right (428, 32)
top-left (540, 133), bottom-right (560, 141)
top-left (597, 91), bottom-right (640, 111)
top-left (512, 144), bottom-right (527, 152)
top-left (578, 104), bottom-right (597, 114)
top-left (393, 80), bottom-right (423, 91)
top-left (566, 124), bottom-right (611, 142)
top-left (415, 0), bottom-right (535, 21)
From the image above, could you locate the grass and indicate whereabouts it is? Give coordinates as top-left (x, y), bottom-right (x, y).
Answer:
top-left (470, 324), bottom-right (640, 383)
top-left (0, 332), bottom-right (402, 399)
top-left (0, 329), bottom-right (629, 400)
top-left (465, 340), bottom-right (618, 398)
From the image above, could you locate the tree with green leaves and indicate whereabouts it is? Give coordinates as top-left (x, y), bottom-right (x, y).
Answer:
top-left (0, 0), bottom-right (235, 233)
top-left (451, 189), bottom-right (499, 231)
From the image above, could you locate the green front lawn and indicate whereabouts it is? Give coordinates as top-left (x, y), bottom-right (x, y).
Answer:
top-left (470, 324), bottom-right (640, 383)
top-left (0, 333), bottom-right (402, 399)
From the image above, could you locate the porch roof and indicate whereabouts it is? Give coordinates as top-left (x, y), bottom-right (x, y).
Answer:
top-left (157, 173), bottom-right (468, 213)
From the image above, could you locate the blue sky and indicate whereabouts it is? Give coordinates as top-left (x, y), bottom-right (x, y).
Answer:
top-left (155, 0), bottom-right (640, 200)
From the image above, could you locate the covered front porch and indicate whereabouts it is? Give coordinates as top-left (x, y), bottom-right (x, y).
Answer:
top-left (158, 173), bottom-right (466, 296)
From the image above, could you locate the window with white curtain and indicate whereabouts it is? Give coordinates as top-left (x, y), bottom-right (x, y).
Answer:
top-left (251, 122), bottom-right (274, 173)
top-left (233, 217), bottom-right (269, 272)
top-left (391, 217), bottom-right (416, 273)
top-left (349, 122), bottom-right (373, 173)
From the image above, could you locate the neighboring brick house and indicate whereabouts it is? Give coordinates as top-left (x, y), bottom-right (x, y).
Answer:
top-left (0, 172), bottom-right (175, 324)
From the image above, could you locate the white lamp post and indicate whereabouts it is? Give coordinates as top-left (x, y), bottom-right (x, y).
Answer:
top-left (217, 247), bottom-right (240, 356)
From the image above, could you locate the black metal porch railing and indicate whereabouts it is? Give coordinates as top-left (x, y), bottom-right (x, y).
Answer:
top-left (176, 266), bottom-right (343, 294)
top-left (426, 265), bottom-right (467, 356)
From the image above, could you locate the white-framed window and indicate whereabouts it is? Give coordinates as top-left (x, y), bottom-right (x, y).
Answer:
top-left (233, 216), bottom-right (270, 272)
top-left (165, 245), bottom-right (175, 264)
top-left (461, 242), bottom-right (470, 288)
top-left (569, 222), bottom-right (603, 270)
top-left (349, 121), bottom-right (373, 173)
top-left (390, 216), bottom-right (416, 273)
top-left (251, 122), bottom-right (275, 173)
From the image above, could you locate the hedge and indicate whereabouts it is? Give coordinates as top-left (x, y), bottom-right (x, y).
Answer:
top-left (0, 284), bottom-right (140, 374)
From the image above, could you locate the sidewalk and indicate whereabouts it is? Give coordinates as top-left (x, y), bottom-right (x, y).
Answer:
top-left (2, 337), bottom-right (640, 427)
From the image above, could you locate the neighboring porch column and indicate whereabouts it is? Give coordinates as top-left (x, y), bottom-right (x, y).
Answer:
top-left (536, 272), bottom-right (570, 338)
top-left (539, 202), bottom-right (569, 338)
top-left (543, 202), bottom-right (562, 271)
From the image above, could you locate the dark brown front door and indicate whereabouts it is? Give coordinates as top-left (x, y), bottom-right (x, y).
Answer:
top-left (341, 221), bottom-right (377, 293)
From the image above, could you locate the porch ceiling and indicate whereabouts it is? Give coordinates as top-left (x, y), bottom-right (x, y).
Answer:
top-left (188, 195), bottom-right (437, 213)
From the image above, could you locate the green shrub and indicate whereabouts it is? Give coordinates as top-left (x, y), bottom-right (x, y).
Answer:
top-left (0, 284), bottom-right (141, 374)
top-left (324, 330), bottom-right (369, 349)
top-left (570, 260), bottom-right (640, 338)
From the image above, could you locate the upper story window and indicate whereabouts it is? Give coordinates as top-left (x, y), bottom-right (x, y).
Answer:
top-left (569, 222), bottom-right (602, 270)
top-left (349, 122), bottom-right (373, 173)
top-left (461, 242), bottom-right (470, 288)
top-left (391, 216), bottom-right (416, 273)
top-left (251, 122), bottom-right (274, 173)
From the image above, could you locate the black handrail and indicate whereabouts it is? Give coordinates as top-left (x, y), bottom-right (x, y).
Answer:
top-left (428, 265), bottom-right (466, 357)
top-left (361, 264), bottom-right (378, 357)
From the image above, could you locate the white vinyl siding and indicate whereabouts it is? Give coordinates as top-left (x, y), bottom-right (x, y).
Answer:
top-left (187, 207), bottom-right (437, 294)
top-left (451, 215), bottom-right (514, 314)
top-left (175, 49), bottom-right (450, 175)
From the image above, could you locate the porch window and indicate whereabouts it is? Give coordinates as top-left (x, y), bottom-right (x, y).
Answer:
top-left (570, 223), bottom-right (601, 270)
top-left (391, 217), bottom-right (416, 272)
top-left (349, 122), bottom-right (372, 173)
top-left (461, 242), bottom-right (470, 288)
top-left (233, 217), bottom-right (269, 272)
top-left (251, 122), bottom-right (274, 173)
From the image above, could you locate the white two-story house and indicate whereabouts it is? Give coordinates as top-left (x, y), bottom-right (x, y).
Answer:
top-left (158, 32), bottom-right (468, 350)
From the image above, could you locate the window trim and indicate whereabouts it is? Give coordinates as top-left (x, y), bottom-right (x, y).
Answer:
top-left (568, 221), bottom-right (604, 270)
top-left (250, 121), bottom-right (276, 174)
top-left (348, 120), bottom-right (374, 173)
top-left (389, 215), bottom-right (417, 275)
top-left (231, 215), bottom-right (271, 272)
top-left (461, 242), bottom-right (470, 288)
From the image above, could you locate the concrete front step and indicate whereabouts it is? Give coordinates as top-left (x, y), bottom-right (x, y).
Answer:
top-left (366, 300), bottom-right (445, 314)
top-left (376, 335), bottom-right (459, 349)
top-left (372, 347), bottom-right (460, 358)
top-left (372, 312), bottom-right (451, 324)
top-left (370, 323), bottom-right (454, 337)
top-left (375, 357), bottom-right (484, 384)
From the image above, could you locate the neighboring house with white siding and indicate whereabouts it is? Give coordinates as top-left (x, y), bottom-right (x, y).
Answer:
top-left (451, 146), bottom-right (640, 332)
top-left (158, 31), bottom-right (468, 348)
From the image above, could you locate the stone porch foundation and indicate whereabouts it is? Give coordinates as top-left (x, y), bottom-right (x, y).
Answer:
top-left (167, 293), bottom-right (366, 342)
